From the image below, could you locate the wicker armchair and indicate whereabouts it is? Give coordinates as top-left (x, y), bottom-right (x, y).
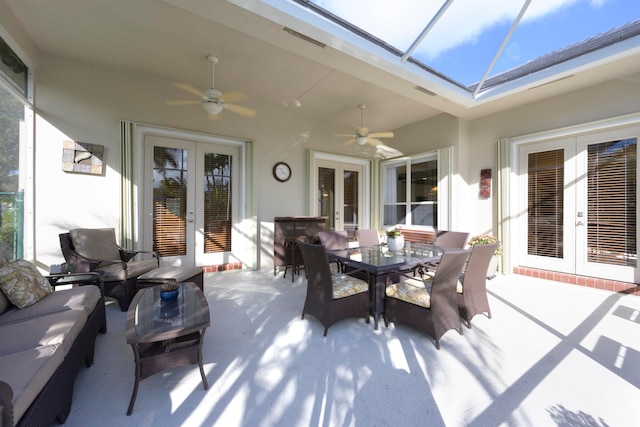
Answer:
top-left (385, 249), bottom-right (470, 349)
top-left (297, 242), bottom-right (370, 336)
top-left (457, 242), bottom-right (499, 328)
top-left (59, 228), bottom-right (159, 311)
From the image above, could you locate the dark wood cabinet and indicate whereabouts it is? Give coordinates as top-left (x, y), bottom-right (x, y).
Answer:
top-left (274, 216), bottom-right (327, 274)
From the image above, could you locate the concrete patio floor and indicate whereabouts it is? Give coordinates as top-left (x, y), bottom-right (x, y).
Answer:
top-left (62, 269), bottom-right (640, 426)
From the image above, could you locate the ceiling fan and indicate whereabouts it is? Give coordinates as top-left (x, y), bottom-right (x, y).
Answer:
top-left (166, 55), bottom-right (256, 118)
top-left (336, 104), bottom-right (394, 147)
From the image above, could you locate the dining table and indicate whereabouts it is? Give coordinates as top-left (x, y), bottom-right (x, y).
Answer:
top-left (328, 242), bottom-right (444, 329)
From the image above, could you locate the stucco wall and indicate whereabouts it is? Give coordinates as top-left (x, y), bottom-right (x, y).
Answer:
top-left (389, 76), bottom-right (640, 243)
top-left (6, 12), bottom-right (639, 270)
top-left (31, 55), bottom-right (356, 269)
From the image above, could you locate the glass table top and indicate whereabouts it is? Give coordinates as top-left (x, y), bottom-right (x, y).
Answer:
top-left (329, 243), bottom-right (443, 270)
top-left (126, 282), bottom-right (210, 344)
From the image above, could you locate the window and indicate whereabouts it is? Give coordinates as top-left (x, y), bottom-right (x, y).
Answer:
top-left (0, 35), bottom-right (29, 261)
top-left (382, 153), bottom-right (438, 228)
top-left (0, 37), bottom-right (28, 97)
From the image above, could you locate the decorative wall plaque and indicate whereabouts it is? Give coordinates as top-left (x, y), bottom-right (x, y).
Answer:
top-left (479, 168), bottom-right (491, 199)
top-left (62, 140), bottom-right (104, 175)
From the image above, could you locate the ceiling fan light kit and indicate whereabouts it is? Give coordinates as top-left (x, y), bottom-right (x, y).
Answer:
top-left (202, 101), bottom-right (223, 115)
top-left (337, 104), bottom-right (395, 150)
top-left (167, 54), bottom-right (256, 119)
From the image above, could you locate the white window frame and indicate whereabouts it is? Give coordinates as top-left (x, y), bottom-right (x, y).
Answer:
top-left (381, 147), bottom-right (452, 230)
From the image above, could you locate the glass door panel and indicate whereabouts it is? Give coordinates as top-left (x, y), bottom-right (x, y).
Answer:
top-left (576, 130), bottom-right (638, 282)
top-left (518, 138), bottom-right (575, 273)
top-left (194, 143), bottom-right (240, 266)
top-left (316, 160), bottom-right (363, 235)
top-left (527, 149), bottom-right (564, 259)
top-left (152, 147), bottom-right (188, 257)
top-left (318, 167), bottom-right (336, 230)
top-left (203, 152), bottom-right (232, 253)
top-left (343, 169), bottom-right (359, 236)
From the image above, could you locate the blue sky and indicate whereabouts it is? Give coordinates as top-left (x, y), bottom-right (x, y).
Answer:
top-left (310, 0), bottom-right (640, 86)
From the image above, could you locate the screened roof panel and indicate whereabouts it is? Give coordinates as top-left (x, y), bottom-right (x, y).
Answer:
top-left (302, 0), bottom-right (640, 89)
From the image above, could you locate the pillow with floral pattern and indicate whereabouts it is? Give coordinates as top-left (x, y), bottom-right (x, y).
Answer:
top-left (0, 260), bottom-right (53, 309)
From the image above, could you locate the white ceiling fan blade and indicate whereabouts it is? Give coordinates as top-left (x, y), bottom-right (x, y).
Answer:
top-left (224, 103), bottom-right (257, 117)
top-left (368, 131), bottom-right (394, 139)
top-left (342, 138), bottom-right (356, 146)
top-left (166, 100), bottom-right (201, 106)
top-left (334, 133), bottom-right (356, 137)
top-left (173, 82), bottom-right (205, 98)
top-left (220, 90), bottom-right (248, 104)
top-left (367, 138), bottom-right (383, 147)
top-left (376, 143), bottom-right (403, 158)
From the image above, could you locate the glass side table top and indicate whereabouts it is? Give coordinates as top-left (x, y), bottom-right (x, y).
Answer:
top-left (126, 282), bottom-right (210, 344)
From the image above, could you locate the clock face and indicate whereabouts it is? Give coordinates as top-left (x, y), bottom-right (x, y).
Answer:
top-left (273, 162), bottom-right (291, 182)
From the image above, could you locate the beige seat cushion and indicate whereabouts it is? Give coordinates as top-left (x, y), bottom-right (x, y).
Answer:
top-left (0, 309), bottom-right (87, 357)
top-left (331, 274), bottom-right (369, 299)
top-left (97, 259), bottom-right (159, 282)
top-left (386, 277), bottom-right (433, 308)
top-left (0, 260), bottom-right (53, 309)
top-left (0, 344), bottom-right (64, 423)
top-left (70, 228), bottom-right (121, 260)
top-left (0, 285), bottom-right (100, 325)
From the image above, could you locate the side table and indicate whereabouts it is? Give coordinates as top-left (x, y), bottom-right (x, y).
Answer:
top-left (47, 272), bottom-right (104, 297)
top-left (125, 282), bottom-right (210, 415)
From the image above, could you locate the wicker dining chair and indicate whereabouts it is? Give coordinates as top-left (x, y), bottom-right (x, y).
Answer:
top-left (434, 230), bottom-right (470, 249)
top-left (318, 230), bottom-right (349, 273)
top-left (297, 242), bottom-right (370, 336)
top-left (457, 242), bottom-right (499, 329)
top-left (385, 249), bottom-right (470, 349)
top-left (355, 229), bottom-right (380, 247)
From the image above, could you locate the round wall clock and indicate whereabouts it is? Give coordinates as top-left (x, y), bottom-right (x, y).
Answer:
top-left (273, 162), bottom-right (292, 182)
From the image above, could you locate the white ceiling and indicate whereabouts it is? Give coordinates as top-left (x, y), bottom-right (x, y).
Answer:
top-left (6, 0), bottom-right (640, 133)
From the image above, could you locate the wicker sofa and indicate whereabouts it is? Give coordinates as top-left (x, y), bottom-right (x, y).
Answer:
top-left (0, 259), bottom-right (106, 427)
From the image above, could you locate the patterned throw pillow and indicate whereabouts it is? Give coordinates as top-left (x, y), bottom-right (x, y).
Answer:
top-left (0, 260), bottom-right (53, 309)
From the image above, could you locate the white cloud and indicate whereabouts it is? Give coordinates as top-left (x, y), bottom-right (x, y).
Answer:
top-left (314, 0), bottom-right (599, 60)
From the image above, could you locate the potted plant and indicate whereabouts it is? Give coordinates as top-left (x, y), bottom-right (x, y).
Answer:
top-left (159, 281), bottom-right (180, 301)
top-left (386, 227), bottom-right (405, 252)
top-left (468, 234), bottom-right (503, 278)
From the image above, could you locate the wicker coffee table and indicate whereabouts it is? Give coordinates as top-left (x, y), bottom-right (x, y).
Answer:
top-left (125, 282), bottom-right (210, 415)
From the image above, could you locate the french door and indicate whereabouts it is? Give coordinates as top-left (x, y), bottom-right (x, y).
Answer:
top-left (316, 159), bottom-right (364, 235)
top-left (143, 134), bottom-right (240, 267)
top-left (518, 127), bottom-right (638, 282)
